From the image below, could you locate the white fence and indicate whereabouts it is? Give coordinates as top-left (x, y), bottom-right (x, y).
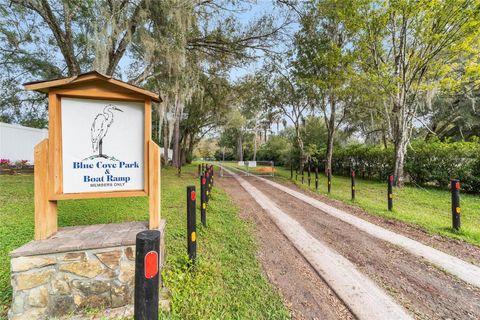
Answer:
top-left (0, 122), bottom-right (48, 163)
top-left (218, 160), bottom-right (275, 177)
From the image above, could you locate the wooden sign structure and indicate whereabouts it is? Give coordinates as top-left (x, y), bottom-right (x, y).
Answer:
top-left (24, 71), bottom-right (162, 240)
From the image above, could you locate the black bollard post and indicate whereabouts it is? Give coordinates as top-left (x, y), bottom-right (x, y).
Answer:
top-left (201, 175), bottom-right (207, 227)
top-left (302, 167), bottom-right (305, 184)
top-left (211, 165), bottom-right (214, 188)
top-left (315, 164), bottom-right (319, 191)
top-left (387, 175), bottom-right (393, 211)
top-left (295, 168), bottom-right (298, 181)
top-left (207, 165), bottom-right (212, 192)
top-left (205, 170), bottom-right (210, 203)
top-left (207, 166), bottom-right (212, 195)
top-left (134, 230), bottom-right (160, 320)
top-left (327, 169), bottom-right (331, 194)
top-left (187, 186), bottom-right (197, 266)
top-left (211, 166), bottom-right (214, 188)
top-left (307, 161), bottom-right (311, 187)
top-left (351, 169), bottom-right (356, 200)
top-left (198, 164), bottom-right (201, 177)
top-left (451, 180), bottom-right (461, 230)
top-left (290, 163), bottom-right (293, 180)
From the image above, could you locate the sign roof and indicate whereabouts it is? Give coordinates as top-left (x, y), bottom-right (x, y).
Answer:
top-left (23, 70), bottom-right (161, 102)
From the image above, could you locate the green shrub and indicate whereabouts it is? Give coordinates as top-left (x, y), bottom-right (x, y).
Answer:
top-left (329, 139), bottom-right (480, 193)
top-left (406, 139), bottom-right (480, 191)
top-left (330, 144), bottom-right (394, 179)
top-left (257, 135), bottom-right (292, 166)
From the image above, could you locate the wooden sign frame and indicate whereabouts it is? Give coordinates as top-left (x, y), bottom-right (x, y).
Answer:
top-left (25, 71), bottom-right (162, 240)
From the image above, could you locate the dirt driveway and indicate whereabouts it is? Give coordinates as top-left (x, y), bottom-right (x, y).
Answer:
top-left (217, 175), bottom-right (480, 320)
top-left (218, 177), bottom-right (354, 320)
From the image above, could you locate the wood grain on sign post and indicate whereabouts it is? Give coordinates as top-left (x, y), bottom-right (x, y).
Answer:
top-left (48, 93), bottom-right (62, 197)
top-left (144, 97), bottom-right (152, 193)
top-left (51, 190), bottom-right (147, 200)
top-left (149, 141), bottom-right (161, 229)
top-left (34, 139), bottom-right (57, 240)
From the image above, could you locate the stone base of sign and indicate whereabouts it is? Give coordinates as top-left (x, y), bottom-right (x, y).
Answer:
top-left (53, 287), bottom-right (171, 320)
top-left (8, 220), bottom-right (166, 320)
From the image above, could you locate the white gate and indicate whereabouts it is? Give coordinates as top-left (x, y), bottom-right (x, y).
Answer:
top-left (218, 161), bottom-right (275, 177)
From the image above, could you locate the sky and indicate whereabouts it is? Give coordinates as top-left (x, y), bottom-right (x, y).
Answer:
top-left (115, 1), bottom-right (292, 83)
top-left (227, 1), bottom-right (299, 82)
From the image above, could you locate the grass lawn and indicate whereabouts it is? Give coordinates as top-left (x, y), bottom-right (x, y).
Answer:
top-left (0, 165), bottom-right (288, 319)
top-left (274, 167), bottom-right (480, 247)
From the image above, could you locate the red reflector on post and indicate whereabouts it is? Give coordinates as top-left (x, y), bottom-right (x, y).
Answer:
top-left (352, 171), bottom-right (355, 177)
top-left (202, 177), bottom-right (206, 185)
top-left (144, 251), bottom-right (158, 279)
top-left (191, 191), bottom-right (196, 201)
top-left (389, 175), bottom-right (393, 182)
top-left (456, 182), bottom-right (460, 189)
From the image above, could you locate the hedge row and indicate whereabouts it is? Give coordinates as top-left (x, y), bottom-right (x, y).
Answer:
top-left (323, 140), bottom-right (480, 193)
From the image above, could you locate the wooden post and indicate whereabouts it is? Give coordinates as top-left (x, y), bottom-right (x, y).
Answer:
top-left (34, 139), bottom-right (57, 240)
top-left (149, 141), bottom-right (161, 229)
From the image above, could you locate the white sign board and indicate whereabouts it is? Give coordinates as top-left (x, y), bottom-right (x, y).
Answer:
top-left (61, 97), bottom-right (144, 193)
top-left (237, 161), bottom-right (244, 166)
top-left (248, 161), bottom-right (257, 167)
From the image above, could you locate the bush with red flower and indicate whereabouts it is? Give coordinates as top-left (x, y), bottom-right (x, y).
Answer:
top-left (0, 159), bottom-right (11, 168)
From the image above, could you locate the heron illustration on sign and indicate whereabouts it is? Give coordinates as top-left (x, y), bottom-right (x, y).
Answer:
top-left (89, 104), bottom-right (123, 159)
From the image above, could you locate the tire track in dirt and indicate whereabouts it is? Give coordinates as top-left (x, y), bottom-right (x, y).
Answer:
top-left (220, 167), bottom-right (412, 320)
top-left (218, 176), bottom-right (354, 320)
top-left (249, 177), bottom-right (480, 320)
top-left (270, 177), bottom-right (480, 267)
top-left (258, 175), bottom-right (480, 289)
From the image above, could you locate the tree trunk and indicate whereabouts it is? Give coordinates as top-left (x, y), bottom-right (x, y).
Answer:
top-left (172, 95), bottom-right (182, 168)
top-left (157, 100), bottom-right (165, 144)
top-left (382, 126), bottom-right (388, 149)
top-left (325, 95), bottom-right (336, 175)
top-left (390, 73), bottom-right (410, 186)
top-left (393, 136), bottom-right (407, 186)
top-left (393, 107), bottom-right (408, 186)
top-left (186, 134), bottom-right (196, 164)
top-left (297, 137), bottom-right (305, 171)
top-left (162, 119), bottom-right (169, 165)
top-left (180, 148), bottom-right (186, 166)
top-left (295, 124), bottom-right (305, 171)
top-left (253, 130), bottom-right (258, 161)
top-left (237, 134), bottom-right (243, 161)
top-left (325, 130), bottom-right (334, 175)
